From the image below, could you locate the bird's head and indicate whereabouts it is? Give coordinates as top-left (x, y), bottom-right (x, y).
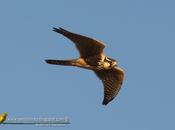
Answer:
top-left (105, 57), bottom-right (117, 68)
top-left (1, 113), bottom-right (7, 117)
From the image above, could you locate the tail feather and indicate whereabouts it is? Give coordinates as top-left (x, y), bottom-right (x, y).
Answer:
top-left (45, 59), bottom-right (74, 66)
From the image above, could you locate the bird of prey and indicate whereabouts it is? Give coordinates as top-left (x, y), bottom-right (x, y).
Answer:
top-left (45, 27), bottom-right (124, 105)
top-left (0, 113), bottom-right (7, 124)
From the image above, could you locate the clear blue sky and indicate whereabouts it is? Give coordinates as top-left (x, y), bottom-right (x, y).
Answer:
top-left (0, 0), bottom-right (175, 129)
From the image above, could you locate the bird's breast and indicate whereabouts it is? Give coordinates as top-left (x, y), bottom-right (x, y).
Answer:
top-left (103, 62), bottom-right (111, 68)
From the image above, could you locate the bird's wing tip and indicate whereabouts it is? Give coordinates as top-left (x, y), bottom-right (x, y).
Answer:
top-left (102, 100), bottom-right (108, 105)
top-left (52, 27), bottom-right (59, 32)
top-left (52, 27), bottom-right (67, 34)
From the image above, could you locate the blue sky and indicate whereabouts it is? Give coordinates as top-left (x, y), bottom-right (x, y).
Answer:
top-left (0, 0), bottom-right (175, 129)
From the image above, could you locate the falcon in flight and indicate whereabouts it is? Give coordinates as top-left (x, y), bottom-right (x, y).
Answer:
top-left (45, 27), bottom-right (124, 105)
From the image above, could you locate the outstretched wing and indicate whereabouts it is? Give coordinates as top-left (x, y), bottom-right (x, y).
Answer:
top-left (94, 66), bottom-right (124, 105)
top-left (53, 27), bottom-right (105, 58)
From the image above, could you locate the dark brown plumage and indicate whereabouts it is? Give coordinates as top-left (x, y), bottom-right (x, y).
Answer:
top-left (45, 27), bottom-right (124, 105)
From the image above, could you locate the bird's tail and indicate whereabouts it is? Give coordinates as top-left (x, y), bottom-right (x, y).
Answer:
top-left (45, 59), bottom-right (75, 66)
